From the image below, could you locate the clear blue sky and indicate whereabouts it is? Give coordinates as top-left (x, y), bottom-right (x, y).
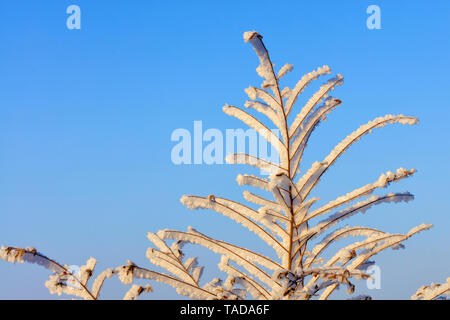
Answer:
top-left (1, 1), bottom-right (449, 299)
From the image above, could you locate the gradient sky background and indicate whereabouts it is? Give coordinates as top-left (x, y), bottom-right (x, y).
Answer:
top-left (1, 0), bottom-right (449, 299)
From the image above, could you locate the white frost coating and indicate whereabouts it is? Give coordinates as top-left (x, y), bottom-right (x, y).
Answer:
top-left (243, 86), bottom-right (287, 137)
top-left (180, 195), bottom-right (285, 253)
top-left (242, 31), bottom-right (279, 96)
top-left (219, 257), bottom-right (271, 300)
top-left (236, 174), bottom-right (270, 191)
top-left (295, 161), bottom-right (327, 197)
top-left (297, 115), bottom-right (419, 198)
top-left (406, 223), bottom-right (433, 236)
top-left (322, 115), bottom-right (418, 168)
top-left (293, 197), bottom-right (320, 226)
top-left (0, 246), bottom-right (65, 273)
top-left (146, 248), bottom-right (196, 285)
top-left (249, 199), bottom-right (288, 231)
top-left (244, 100), bottom-right (282, 129)
top-left (290, 96), bottom-right (341, 152)
top-left (128, 266), bottom-right (217, 300)
top-left (117, 261), bottom-right (136, 285)
top-left (412, 277), bottom-right (450, 300)
top-left (324, 233), bottom-right (400, 268)
top-left (0, 246), bottom-right (115, 300)
top-left (123, 284), bottom-right (152, 300)
top-left (223, 104), bottom-right (287, 165)
top-left (281, 87), bottom-right (291, 98)
top-left (346, 224), bottom-right (432, 268)
top-left (191, 265), bottom-right (204, 283)
top-left (244, 86), bottom-right (280, 111)
top-left (243, 190), bottom-right (282, 212)
top-left (158, 228), bottom-right (282, 289)
top-left (289, 97), bottom-right (342, 174)
top-left (243, 31), bottom-right (258, 42)
top-left (304, 226), bottom-right (386, 267)
top-left (183, 257), bottom-right (197, 271)
top-left (285, 65), bottom-right (331, 115)
top-left (147, 232), bottom-right (171, 253)
top-left (289, 75), bottom-right (344, 138)
top-left (268, 171), bottom-right (293, 192)
top-left (258, 207), bottom-right (288, 223)
top-left (245, 86), bottom-right (258, 100)
top-left (323, 114), bottom-right (418, 160)
top-left (176, 227), bottom-right (284, 271)
top-left (273, 266), bottom-right (365, 299)
top-left (147, 231), bottom-right (204, 285)
top-left (297, 193), bottom-right (414, 243)
top-left (305, 168), bottom-right (417, 222)
top-left (170, 240), bottom-right (186, 259)
top-left (318, 223), bottom-right (433, 299)
top-left (117, 261), bottom-right (207, 299)
top-left (91, 268), bottom-right (116, 298)
top-left (80, 257), bottom-right (97, 285)
top-left (297, 279), bottom-right (339, 298)
top-left (234, 278), bottom-right (265, 299)
top-left (267, 172), bottom-right (297, 217)
top-left (277, 63), bottom-right (294, 79)
top-left (202, 277), bottom-right (243, 300)
top-left (45, 274), bottom-right (91, 300)
top-left (226, 153), bottom-right (283, 175)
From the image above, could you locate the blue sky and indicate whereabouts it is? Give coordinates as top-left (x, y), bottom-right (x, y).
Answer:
top-left (1, 1), bottom-right (449, 299)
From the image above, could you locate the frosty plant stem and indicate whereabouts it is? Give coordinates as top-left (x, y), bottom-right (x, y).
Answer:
top-left (1, 31), bottom-right (449, 300)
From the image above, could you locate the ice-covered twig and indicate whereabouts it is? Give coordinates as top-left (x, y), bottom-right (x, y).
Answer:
top-left (412, 277), bottom-right (450, 300)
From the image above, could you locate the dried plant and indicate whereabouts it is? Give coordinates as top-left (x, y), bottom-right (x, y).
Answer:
top-left (1, 31), bottom-right (448, 300)
top-left (412, 278), bottom-right (450, 300)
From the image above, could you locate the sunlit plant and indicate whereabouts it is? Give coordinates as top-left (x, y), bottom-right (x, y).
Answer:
top-left (1, 31), bottom-right (448, 300)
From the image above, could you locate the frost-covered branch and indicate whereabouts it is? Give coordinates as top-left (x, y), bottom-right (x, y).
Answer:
top-left (297, 115), bottom-right (418, 199)
top-left (166, 30), bottom-right (435, 300)
top-left (1, 30), bottom-right (442, 300)
top-left (412, 278), bottom-right (450, 300)
top-left (302, 168), bottom-right (416, 222)
top-left (317, 223), bottom-right (433, 299)
top-left (1, 246), bottom-right (102, 300)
